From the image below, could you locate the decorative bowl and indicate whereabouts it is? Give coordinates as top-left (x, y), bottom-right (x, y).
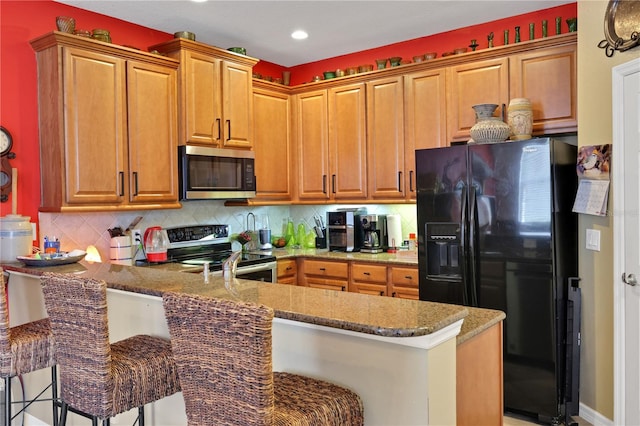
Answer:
top-left (174, 31), bottom-right (196, 41)
top-left (453, 47), bottom-right (468, 54)
top-left (358, 64), bottom-right (373, 73)
top-left (424, 52), bottom-right (437, 60)
top-left (323, 71), bottom-right (336, 79)
top-left (228, 47), bottom-right (247, 55)
top-left (389, 56), bottom-right (402, 66)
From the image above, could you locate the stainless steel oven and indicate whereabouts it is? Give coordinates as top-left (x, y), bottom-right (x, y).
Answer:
top-left (137, 224), bottom-right (277, 282)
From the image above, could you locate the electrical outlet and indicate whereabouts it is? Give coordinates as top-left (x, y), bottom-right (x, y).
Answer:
top-left (132, 229), bottom-right (142, 244)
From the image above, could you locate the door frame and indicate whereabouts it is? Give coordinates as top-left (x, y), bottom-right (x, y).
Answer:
top-left (612, 57), bottom-right (640, 425)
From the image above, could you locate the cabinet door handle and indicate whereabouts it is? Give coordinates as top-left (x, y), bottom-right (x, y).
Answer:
top-left (132, 172), bottom-right (139, 196)
top-left (392, 292), bottom-right (397, 297)
top-left (216, 118), bottom-right (221, 140)
top-left (286, 266), bottom-right (293, 271)
top-left (379, 291), bottom-right (385, 296)
top-left (409, 170), bottom-right (414, 193)
top-left (319, 267), bottom-right (326, 271)
top-left (322, 175), bottom-right (327, 194)
top-left (398, 171), bottom-right (403, 192)
top-left (405, 275), bottom-right (413, 280)
top-left (332, 174), bottom-right (336, 194)
top-left (119, 171), bottom-right (124, 196)
top-left (226, 119), bottom-right (231, 141)
top-left (341, 286), bottom-right (346, 291)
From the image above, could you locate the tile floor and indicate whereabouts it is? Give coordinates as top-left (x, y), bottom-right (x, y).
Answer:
top-left (504, 412), bottom-right (592, 425)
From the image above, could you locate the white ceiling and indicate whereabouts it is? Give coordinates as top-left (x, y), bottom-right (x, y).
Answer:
top-left (55, 0), bottom-right (573, 67)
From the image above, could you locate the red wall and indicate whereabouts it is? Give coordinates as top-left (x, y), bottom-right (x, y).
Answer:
top-left (0, 0), bottom-right (576, 238)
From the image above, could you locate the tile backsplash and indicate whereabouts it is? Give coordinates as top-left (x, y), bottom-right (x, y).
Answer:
top-left (39, 201), bottom-right (417, 261)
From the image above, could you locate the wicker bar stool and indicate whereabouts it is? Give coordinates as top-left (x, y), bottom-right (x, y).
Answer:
top-left (162, 291), bottom-right (364, 426)
top-left (0, 270), bottom-right (58, 426)
top-left (40, 273), bottom-right (181, 426)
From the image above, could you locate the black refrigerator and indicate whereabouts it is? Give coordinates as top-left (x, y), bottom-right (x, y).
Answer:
top-left (416, 138), bottom-right (580, 424)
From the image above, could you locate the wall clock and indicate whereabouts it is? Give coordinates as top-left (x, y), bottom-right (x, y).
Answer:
top-left (1, 126), bottom-right (16, 203)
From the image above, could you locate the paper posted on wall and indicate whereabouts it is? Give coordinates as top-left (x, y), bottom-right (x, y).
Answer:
top-left (572, 179), bottom-right (610, 216)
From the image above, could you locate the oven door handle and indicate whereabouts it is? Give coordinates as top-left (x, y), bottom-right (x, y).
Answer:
top-left (235, 261), bottom-right (277, 276)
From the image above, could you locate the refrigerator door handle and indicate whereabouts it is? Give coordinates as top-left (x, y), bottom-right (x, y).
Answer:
top-left (460, 184), bottom-right (469, 306)
top-left (468, 185), bottom-right (479, 306)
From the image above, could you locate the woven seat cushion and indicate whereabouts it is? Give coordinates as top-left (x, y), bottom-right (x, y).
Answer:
top-left (0, 317), bottom-right (55, 377)
top-left (273, 372), bottom-right (364, 425)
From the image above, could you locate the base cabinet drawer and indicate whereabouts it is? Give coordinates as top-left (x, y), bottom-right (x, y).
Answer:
top-left (277, 259), bottom-right (298, 285)
top-left (299, 259), bottom-right (348, 291)
top-left (389, 265), bottom-right (419, 300)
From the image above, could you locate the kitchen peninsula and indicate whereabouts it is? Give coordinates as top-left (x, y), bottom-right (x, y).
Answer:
top-left (3, 260), bottom-right (470, 425)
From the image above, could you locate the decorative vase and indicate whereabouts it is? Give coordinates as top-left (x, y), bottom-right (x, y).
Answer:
top-left (469, 104), bottom-right (511, 144)
top-left (56, 16), bottom-right (76, 34)
top-left (507, 98), bottom-right (533, 140)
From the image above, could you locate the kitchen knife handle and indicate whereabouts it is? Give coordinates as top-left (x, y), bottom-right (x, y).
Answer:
top-left (132, 171), bottom-right (139, 196)
top-left (119, 171), bottom-right (125, 196)
top-left (226, 119), bottom-right (231, 141)
top-left (322, 175), bottom-right (327, 194)
top-left (332, 174), bottom-right (336, 193)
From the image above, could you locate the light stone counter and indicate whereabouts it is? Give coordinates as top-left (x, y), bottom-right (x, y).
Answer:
top-left (3, 261), bottom-right (467, 425)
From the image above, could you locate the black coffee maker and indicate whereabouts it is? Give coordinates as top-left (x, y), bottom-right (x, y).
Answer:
top-left (359, 214), bottom-right (387, 253)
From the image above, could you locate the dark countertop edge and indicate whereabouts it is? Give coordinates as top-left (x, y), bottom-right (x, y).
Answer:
top-left (1, 262), bottom-right (467, 339)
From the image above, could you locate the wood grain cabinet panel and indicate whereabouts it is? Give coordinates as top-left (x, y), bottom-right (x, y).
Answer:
top-left (389, 265), bottom-right (419, 299)
top-left (31, 33), bottom-right (180, 211)
top-left (276, 258), bottom-right (298, 285)
top-left (404, 68), bottom-right (448, 200)
top-left (299, 259), bottom-right (348, 291)
top-left (252, 85), bottom-right (293, 201)
top-left (509, 44), bottom-right (577, 135)
top-left (447, 58), bottom-right (510, 143)
top-left (366, 76), bottom-right (405, 200)
top-left (350, 262), bottom-right (388, 296)
top-left (150, 38), bottom-right (257, 148)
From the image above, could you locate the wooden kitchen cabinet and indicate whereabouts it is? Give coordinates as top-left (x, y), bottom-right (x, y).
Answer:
top-left (366, 76), bottom-right (406, 200)
top-left (276, 258), bottom-right (298, 285)
top-left (447, 57), bottom-right (510, 143)
top-left (298, 259), bottom-right (348, 291)
top-left (31, 32), bottom-right (180, 211)
top-left (294, 83), bottom-right (367, 203)
top-left (404, 68), bottom-right (448, 200)
top-left (252, 83), bottom-right (293, 202)
top-left (389, 265), bottom-right (419, 300)
top-left (349, 262), bottom-right (387, 296)
top-left (510, 43), bottom-right (577, 135)
top-left (151, 38), bottom-right (258, 148)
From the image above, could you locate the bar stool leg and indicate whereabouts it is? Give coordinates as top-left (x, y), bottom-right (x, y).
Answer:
top-left (52, 365), bottom-right (59, 426)
top-left (137, 406), bottom-right (144, 425)
top-left (4, 377), bottom-right (10, 426)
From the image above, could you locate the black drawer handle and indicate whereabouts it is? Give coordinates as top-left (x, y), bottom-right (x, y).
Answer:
top-left (363, 272), bottom-right (370, 276)
top-left (405, 275), bottom-right (413, 280)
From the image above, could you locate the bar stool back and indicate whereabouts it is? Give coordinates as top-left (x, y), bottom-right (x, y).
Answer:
top-left (162, 291), bottom-right (364, 426)
top-left (41, 273), bottom-right (181, 425)
top-left (0, 270), bottom-right (58, 426)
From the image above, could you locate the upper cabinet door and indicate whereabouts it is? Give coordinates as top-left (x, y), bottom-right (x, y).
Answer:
top-left (367, 76), bottom-right (405, 200)
top-left (182, 50), bottom-right (222, 145)
top-left (63, 47), bottom-right (127, 205)
top-left (295, 90), bottom-right (330, 201)
top-left (253, 87), bottom-right (293, 201)
top-left (328, 83), bottom-right (367, 201)
top-left (127, 60), bottom-right (179, 204)
top-left (447, 58), bottom-right (509, 143)
top-left (404, 68), bottom-right (448, 200)
top-left (510, 44), bottom-right (577, 135)
top-left (222, 61), bottom-right (254, 148)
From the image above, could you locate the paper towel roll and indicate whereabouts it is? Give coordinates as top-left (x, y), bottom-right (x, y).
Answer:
top-left (386, 214), bottom-right (403, 248)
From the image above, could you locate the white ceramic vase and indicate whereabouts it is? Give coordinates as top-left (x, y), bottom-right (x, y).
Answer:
top-left (507, 98), bottom-right (533, 140)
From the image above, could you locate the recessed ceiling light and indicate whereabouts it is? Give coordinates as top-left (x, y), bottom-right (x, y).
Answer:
top-left (191, 0), bottom-right (207, 3)
top-left (291, 30), bottom-right (308, 40)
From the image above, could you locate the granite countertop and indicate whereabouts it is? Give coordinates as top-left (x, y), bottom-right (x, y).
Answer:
top-left (264, 247), bottom-right (419, 266)
top-left (457, 306), bottom-right (505, 345)
top-left (1, 260), bottom-right (465, 339)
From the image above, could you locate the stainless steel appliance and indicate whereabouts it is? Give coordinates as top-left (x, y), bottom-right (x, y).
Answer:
top-left (178, 145), bottom-right (256, 200)
top-left (359, 214), bottom-right (387, 253)
top-left (416, 138), bottom-right (580, 424)
top-left (138, 224), bottom-right (276, 282)
top-left (327, 209), bottom-right (365, 252)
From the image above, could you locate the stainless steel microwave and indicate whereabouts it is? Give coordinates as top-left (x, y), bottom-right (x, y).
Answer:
top-left (178, 145), bottom-right (256, 200)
